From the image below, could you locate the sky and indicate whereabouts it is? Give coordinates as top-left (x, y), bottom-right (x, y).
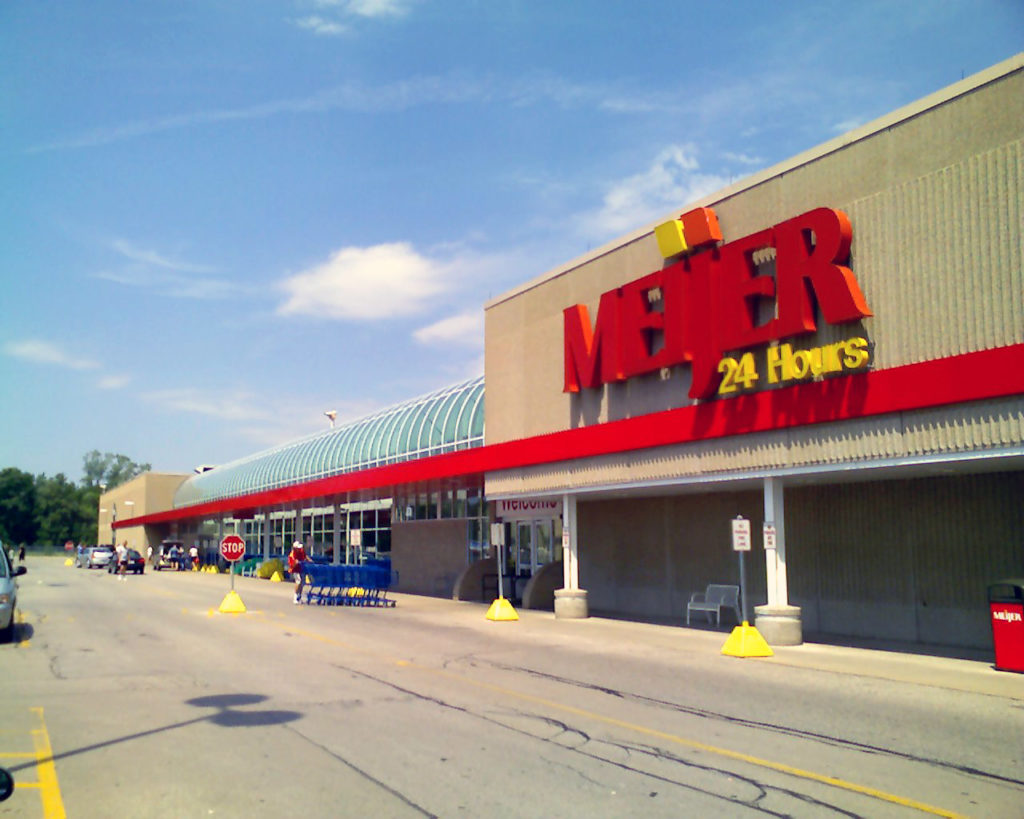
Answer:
top-left (2, 1), bottom-right (1021, 483)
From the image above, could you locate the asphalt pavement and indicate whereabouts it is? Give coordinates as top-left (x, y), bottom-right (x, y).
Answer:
top-left (366, 589), bottom-right (1024, 702)
top-left (5, 556), bottom-right (1022, 818)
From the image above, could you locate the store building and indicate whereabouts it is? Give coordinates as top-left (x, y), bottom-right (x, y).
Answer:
top-left (106, 55), bottom-right (1023, 651)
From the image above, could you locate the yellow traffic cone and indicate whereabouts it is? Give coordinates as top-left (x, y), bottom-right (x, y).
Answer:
top-left (218, 590), bottom-right (247, 614)
top-left (721, 621), bottom-right (773, 657)
top-left (485, 597), bottom-right (519, 621)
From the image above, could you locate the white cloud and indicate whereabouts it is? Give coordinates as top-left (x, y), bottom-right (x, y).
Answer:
top-left (3, 339), bottom-right (98, 370)
top-left (413, 310), bottom-right (483, 347)
top-left (721, 151), bottom-right (763, 166)
top-left (346, 0), bottom-right (415, 18)
top-left (294, 15), bottom-right (348, 35)
top-left (111, 239), bottom-right (218, 274)
top-left (142, 388), bottom-right (276, 423)
top-left (29, 72), bottom-right (676, 153)
top-left (142, 384), bottom-right (385, 451)
top-left (578, 144), bottom-right (729, 242)
top-left (277, 242), bottom-right (451, 320)
top-left (94, 239), bottom-right (241, 300)
top-left (98, 374), bottom-right (131, 390)
top-left (291, 0), bottom-right (414, 36)
top-left (832, 117), bottom-right (866, 134)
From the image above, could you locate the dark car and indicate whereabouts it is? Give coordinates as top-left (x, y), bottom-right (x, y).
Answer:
top-left (155, 541), bottom-right (186, 571)
top-left (109, 548), bottom-right (145, 575)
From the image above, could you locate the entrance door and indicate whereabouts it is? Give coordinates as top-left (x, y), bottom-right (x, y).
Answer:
top-left (514, 519), bottom-right (553, 577)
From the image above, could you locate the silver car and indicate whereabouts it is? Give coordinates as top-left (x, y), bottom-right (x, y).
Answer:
top-left (87, 546), bottom-right (114, 569)
top-left (0, 545), bottom-right (26, 642)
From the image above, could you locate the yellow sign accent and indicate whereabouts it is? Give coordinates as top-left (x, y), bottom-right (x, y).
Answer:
top-left (654, 218), bottom-right (688, 258)
top-left (218, 590), bottom-right (247, 614)
top-left (269, 571), bottom-right (284, 582)
top-left (485, 597), bottom-right (519, 621)
top-left (64, 558), bottom-right (73, 566)
top-left (721, 621), bottom-right (774, 657)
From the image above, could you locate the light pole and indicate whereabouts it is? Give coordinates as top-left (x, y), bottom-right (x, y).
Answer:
top-left (123, 501), bottom-right (134, 548)
top-left (99, 484), bottom-right (107, 546)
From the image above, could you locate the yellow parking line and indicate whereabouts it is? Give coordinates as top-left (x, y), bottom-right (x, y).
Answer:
top-left (15, 610), bottom-right (29, 647)
top-left (287, 624), bottom-right (967, 819)
top-left (30, 708), bottom-right (66, 819)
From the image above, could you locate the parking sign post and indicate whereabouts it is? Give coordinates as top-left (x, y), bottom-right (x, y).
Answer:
top-left (218, 535), bottom-right (247, 614)
top-left (721, 516), bottom-right (773, 658)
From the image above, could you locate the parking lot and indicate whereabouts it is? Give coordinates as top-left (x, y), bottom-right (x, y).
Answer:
top-left (3, 557), bottom-right (1022, 818)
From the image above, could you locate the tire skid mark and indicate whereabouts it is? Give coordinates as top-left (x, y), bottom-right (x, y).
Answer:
top-left (474, 656), bottom-right (1024, 791)
top-left (331, 662), bottom-right (861, 817)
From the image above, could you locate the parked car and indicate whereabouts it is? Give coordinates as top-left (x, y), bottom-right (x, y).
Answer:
top-left (75, 546), bottom-right (95, 568)
top-left (1, 544), bottom-right (26, 642)
top-left (87, 546), bottom-right (114, 569)
top-left (108, 548), bottom-right (145, 575)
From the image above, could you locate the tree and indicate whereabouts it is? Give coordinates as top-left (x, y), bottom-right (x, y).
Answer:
top-left (81, 451), bottom-right (151, 490)
top-left (0, 467), bottom-right (37, 545)
top-left (34, 473), bottom-right (84, 546)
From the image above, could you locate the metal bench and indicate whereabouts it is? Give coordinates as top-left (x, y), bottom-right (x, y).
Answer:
top-left (686, 584), bottom-right (741, 626)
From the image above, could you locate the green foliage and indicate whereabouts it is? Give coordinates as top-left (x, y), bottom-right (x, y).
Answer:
top-left (35, 473), bottom-right (82, 546)
top-left (81, 450), bottom-right (151, 490)
top-left (0, 452), bottom-right (149, 546)
top-left (0, 467), bottom-right (37, 544)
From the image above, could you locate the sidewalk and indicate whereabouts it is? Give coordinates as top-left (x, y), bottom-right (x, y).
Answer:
top-left (378, 589), bottom-right (1024, 701)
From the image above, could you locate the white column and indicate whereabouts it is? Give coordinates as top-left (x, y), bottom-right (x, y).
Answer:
top-left (332, 505), bottom-right (342, 565)
top-left (263, 511), bottom-right (272, 561)
top-left (294, 505), bottom-right (302, 550)
top-left (763, 477), bottom-right (788, 606)
top-left (562, 493), bottom-right (579, 590)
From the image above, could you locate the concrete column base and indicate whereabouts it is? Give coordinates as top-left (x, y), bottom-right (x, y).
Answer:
top-left (754, 604), bottom-right (803, 646)
top-left (554, 588), bottom-right (589, 619)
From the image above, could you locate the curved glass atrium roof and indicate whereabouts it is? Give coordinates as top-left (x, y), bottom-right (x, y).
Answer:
top-left (174, 376), bottom-right (484, 508)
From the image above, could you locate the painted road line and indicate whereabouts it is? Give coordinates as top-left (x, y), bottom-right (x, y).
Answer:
top-left (281, 622), bottom-right (968, 819)
top-left (30, 707), bottom-right (66, 819)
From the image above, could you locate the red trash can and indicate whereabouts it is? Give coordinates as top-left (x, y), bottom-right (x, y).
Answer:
top-left (988, 579), bottom-right (1024, 673)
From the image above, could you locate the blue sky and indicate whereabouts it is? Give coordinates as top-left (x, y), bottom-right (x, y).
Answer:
top-left (2, 1), bottom-right (1021, 482)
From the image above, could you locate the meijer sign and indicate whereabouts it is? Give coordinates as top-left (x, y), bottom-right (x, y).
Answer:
top-left (563, 207), bottom-right (872, 400)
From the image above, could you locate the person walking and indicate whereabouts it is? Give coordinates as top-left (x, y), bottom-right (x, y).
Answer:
top-left (17, 544), bottom-right (25, 563)
top-left (116, 542), bottom-right (128, 581)
top-left (288, 541), bottom-right (308, 604)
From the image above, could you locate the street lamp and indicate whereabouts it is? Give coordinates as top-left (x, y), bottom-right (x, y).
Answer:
top-left (122, 501), bottom-right (135, 549)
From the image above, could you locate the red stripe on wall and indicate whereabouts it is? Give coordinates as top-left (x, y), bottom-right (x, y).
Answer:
top-left (116, 343), bottom-right (1024, 527)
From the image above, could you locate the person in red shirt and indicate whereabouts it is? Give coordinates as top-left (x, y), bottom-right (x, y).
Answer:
top-left (287, 541), bottom-right (308, 604)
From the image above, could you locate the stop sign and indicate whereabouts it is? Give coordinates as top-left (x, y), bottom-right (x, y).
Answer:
top-left (220, 534), bottom-right (246, 562)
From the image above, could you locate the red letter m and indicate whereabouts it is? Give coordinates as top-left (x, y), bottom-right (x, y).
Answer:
top-left (563, 290), bottom-right (624, 392)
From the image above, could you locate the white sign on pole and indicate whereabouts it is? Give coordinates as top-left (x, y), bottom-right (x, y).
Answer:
top-left (349, 529), bottom-right (362, 547)
top-left (731, 517), bottom-right (752, 551)
top-left (490, 523), bottom-right (505, 547)
top-left (763, 523), bottom-right (777, 551)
